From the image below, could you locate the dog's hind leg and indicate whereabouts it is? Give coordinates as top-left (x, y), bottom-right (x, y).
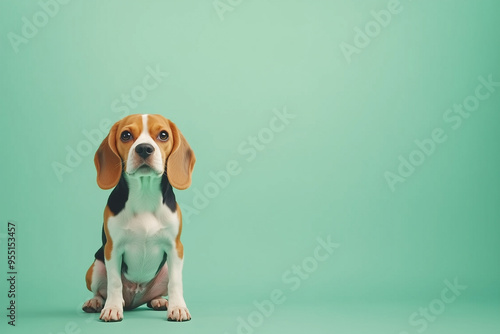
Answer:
top-left (82, 260), bottom-right (107, 313)
top-left (142, 262), bottom-right (169, 310)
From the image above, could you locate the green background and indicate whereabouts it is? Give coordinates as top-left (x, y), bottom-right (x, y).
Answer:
top-left (1, 0), bottom-right (499, 333)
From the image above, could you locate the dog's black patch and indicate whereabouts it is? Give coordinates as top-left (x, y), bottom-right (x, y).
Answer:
top-left (107, 174), bottom-right (129, 215)
top-left (157, 252), bottom-right (167, 274)
top-left (94, 174), bottom-right (129, 261)
top-left (161, 174), bottom-right (177, 212)
top-left (94, 230), bottom-right (105, 261)
top-left (121, 256), bottom-right (128, 274)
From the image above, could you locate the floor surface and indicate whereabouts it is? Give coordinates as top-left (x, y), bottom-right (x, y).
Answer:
top-left (5, 301), bottom-right (500, 334)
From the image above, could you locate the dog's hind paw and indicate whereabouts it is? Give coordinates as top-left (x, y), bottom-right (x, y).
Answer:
top-left (147, 298), bottom-right (168, 310)
top-left (82, 296), bottom-right (104, 313)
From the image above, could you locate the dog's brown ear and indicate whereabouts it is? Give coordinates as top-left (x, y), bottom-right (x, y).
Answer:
top-left (94, 123), bottom-right (122, 189)
top-left (166, 120), bottom-right (196, 190)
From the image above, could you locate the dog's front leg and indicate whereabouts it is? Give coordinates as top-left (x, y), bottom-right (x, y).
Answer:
top-left (166, 241), bottom-right (191, 321)
top-left (100, 250), bottom-right (124, 322)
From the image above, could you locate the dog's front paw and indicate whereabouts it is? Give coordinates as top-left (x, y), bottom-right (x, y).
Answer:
top-left (167, 305), bottom-right (191, 322)
top-left (100, 305), bottom-right (123, 322)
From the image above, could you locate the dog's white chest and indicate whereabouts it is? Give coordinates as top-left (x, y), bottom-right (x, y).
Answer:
top-left (109, 209), bottom-right (177, 283)
top-left (124, 212), bottom-right (165, 240)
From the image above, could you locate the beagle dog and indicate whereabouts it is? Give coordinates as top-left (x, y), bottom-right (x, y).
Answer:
top-left (82, 114), bottom-right (195, 322)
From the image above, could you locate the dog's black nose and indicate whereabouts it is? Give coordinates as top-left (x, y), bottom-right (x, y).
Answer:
top-left (135, 143), bottom-right (155, 159)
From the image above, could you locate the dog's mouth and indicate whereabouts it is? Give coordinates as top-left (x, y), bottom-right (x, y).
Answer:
top-left (128, 163), bottom-right (161, 176)
top-left (137, 164), bottom-right (152, 171)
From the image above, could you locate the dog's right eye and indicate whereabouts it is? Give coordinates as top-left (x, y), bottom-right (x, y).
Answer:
top-left (120, 131), bottom-right (133, 142)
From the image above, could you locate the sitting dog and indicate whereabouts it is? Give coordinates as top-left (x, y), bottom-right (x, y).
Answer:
top-left (82, 114), bottom-right (195, 322)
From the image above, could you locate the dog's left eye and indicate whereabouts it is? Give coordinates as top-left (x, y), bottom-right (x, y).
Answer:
top-left (158, 131), bottom-right (169, 141)
top-left (120, 131), bottom-right (133, 142)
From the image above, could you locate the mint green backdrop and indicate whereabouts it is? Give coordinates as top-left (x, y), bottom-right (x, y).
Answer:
top-left (1, 1), bottom-right (499, 333)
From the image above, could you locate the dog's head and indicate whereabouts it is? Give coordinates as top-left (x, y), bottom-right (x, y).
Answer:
top-left (94, 114), bottom-right (195, 190)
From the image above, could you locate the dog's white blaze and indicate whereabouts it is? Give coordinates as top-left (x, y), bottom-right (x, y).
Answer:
top-left (142, 114), bottom-right (148, 131)
top-left (125, 114), bottom-right (164, 174)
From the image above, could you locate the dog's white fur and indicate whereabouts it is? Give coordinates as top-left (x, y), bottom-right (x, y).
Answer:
top-left (83, 114), bottom-right (191, 322)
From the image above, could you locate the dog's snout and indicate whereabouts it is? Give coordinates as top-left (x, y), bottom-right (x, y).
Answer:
top-left (135, 143), bottom-right (155, 159)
